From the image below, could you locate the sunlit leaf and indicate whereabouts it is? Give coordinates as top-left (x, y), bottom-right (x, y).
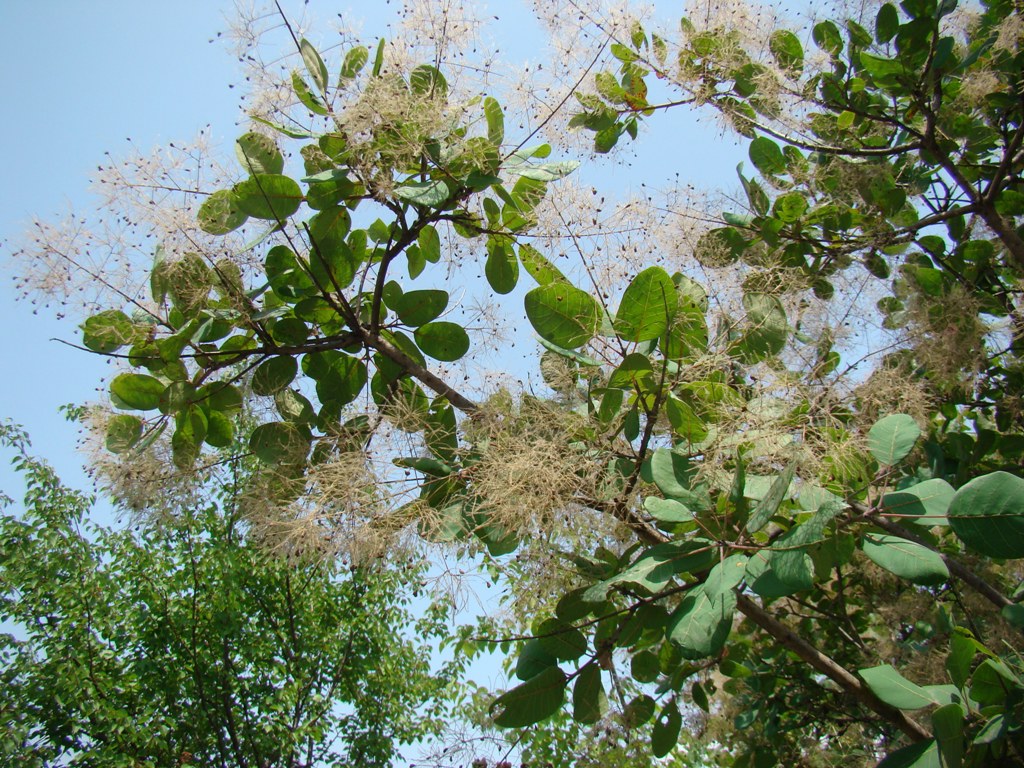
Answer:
top-left (524, 283), bottom-right (601, 349)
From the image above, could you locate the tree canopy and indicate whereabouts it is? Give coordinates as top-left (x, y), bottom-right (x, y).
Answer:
top-left (9, 0), bottom-right (1024, 765)
top-left (0, 420), bottom-right (463, 766)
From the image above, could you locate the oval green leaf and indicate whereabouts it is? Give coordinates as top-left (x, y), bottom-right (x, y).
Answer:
top-left (252, 356), bottom-right (298, 396)
top-left (948, 471), bottom-right (1024, 558)
top-left (198, 189), bottom-right (248, 235)
top-left (394, 289), bottom-right (448, 327)
top-left (614, 266), bottom-right (677, 342)
top-left (868, 413), bottom-right (920, 466)
top-left (105, 414), bottom-right (143, 453)
top-left (749, 137), bottom-right (786, 176)
top-left (862, 533), bottom-right (949, 585)
top-left (485, 237), bottom-right (519, 294)
top-left (249, 421), bottom-right (311, 465)
top-left (234, 132), bottom-right (284, 175)
top-left (882, 479), bottom-right (954, 525)
top-left (232, 174), bottom-right (303, 220)
top-left (524, 283), bottom-right (600, 349)
top-left (110, 373), bottom-right (165, 411)
top-left (572, 664), bottom-right (607, 724)
top-left (81, 310), bottom-right (138, 353)
top-left (491, 666), bottom-right (567, 728)
top-left (414, 322), bottom-right (470, 361)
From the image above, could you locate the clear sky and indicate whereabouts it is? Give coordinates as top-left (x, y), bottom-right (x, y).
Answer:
top-left (1, 2), bottom-right (241, 486)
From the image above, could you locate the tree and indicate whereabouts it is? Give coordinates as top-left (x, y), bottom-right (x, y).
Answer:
top-left (11, 0), bottom-right (1024, 765)
top-left (0, 420), bottom-right (463, 767)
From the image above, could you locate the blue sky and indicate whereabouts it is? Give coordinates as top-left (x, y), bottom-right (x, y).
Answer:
top-left (1, 2), bottom-right (241, 485)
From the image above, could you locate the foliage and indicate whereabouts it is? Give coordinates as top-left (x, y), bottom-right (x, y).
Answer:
top-left (0, 421), bottom-right (462, 767)
top-left (13, 0), bottom-right (1024, 765)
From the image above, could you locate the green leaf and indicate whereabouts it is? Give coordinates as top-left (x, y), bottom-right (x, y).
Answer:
top-left (234, 132), bottom-right (284, 175)
top-left (932, 703), bottom-right (964, 768)
top-left (631, 650), bottom-right (661, 683)
top-left (738, 293), bottom-right (787, 361)
top-left (249, 422), bottom-right (310, 465)
top-left (485, 237), bottom-right (518, 294)
top-left (652, 700), bottom-right (682, 757)
top-left (614, 266), bottom-right (678, 342)
top-left (491, 666), bottom-right (567, 727)
top-left (299, 38), bottom-right (329, 93)
top-left (519, 243), bottom-right (566, 286)
top-left (105, 414), bottom-right (143, 453)
top-left (265, 245), bottom-right (315, 300)
top-left (773, 192), bottom-right (808, 222)
top-left (251, 356), bottom-right (298, 396)
top-left (746, 459), bottom-right (797, 533)
top-left (695, 227), bottom-right (747, 267)
top-left (414, 322), bottom-right (470, 361)
top-left (875, 3), bottom-right (900, 43)
top-left (204, 410), bottom-right (235, 448)
top-left (644, 497), bottom-right (694, 525)
top-left (946, 633), bottom-right (976, 688)
top-left (82, 310), bottom-right (138, 353)
top-left (813, 20), bottom-right (843, 56)
top-left (339, 45), bottom-right (369, 80)
top-left (395, 179), bottom-right (450, 207)
top-left (172, 407), bottom-right (206, 469)
top-left (393, 289), bottom-right (448, 327)
top-left (536, 618), bottom-right (587, 661)
top-left (484, 96), bottom-right (504, 146)
top-left (667, 586), bottom-right (736, 659)
top-left (665, 396), bottom-right (707, 443)
top-left (859, 52), bottom-right (905, 79)
top-left (970, 658), bottom-right (1019, 706)
top-left (860, 665), bottom-right (944, 710)
top-left (515, 639), bottom-right (558, 680)
top-left (307, 207), bottom-right (356, 289)
top-left (110, 373), bottom-right (165, 411)
top-left (749, 137), bottom-right (786, 176)
top-left (704, 555), bottom-right (747, 602)
top-left (585, 542), bottom-right (716, 600)
top-left (861, 533), bottom-right (949, 585)
top-left (410, 64), bottom-right (448, 96)
top-left (867, 414), bottom-right (920, 466)
top-left (524, 283), bottom-right (601, 349)
top-left (769, 29), bottom-right (803, 73)
top-left (371, 37), bottom-right (386, 77)
top-left (513, 160), bottom-right (580, 182)
top-left (572, 664), bottom-right (607, 724)
top-left (648, 448), bottom-right (703, 504)
top-left (198, 189), bottom-right (248, 235)
top-left (418, 225), bottom-right (441, 263)
top-left (882, 479), bottom-right (954, 525)
top-left (291, 70), bottom-right (328, 115)
top-left (947, 471), bottom-right (1024, 558)
top-left (877, 740), bottom-right (940, 768)
top-left (536, 336), bottom-right (601, 367)
top-left (232, 174), bottom-right (303, 220)
top-left (607, 352), bottom-right (653, 390)
top-left (251, 115), bottom-right (317, 139)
